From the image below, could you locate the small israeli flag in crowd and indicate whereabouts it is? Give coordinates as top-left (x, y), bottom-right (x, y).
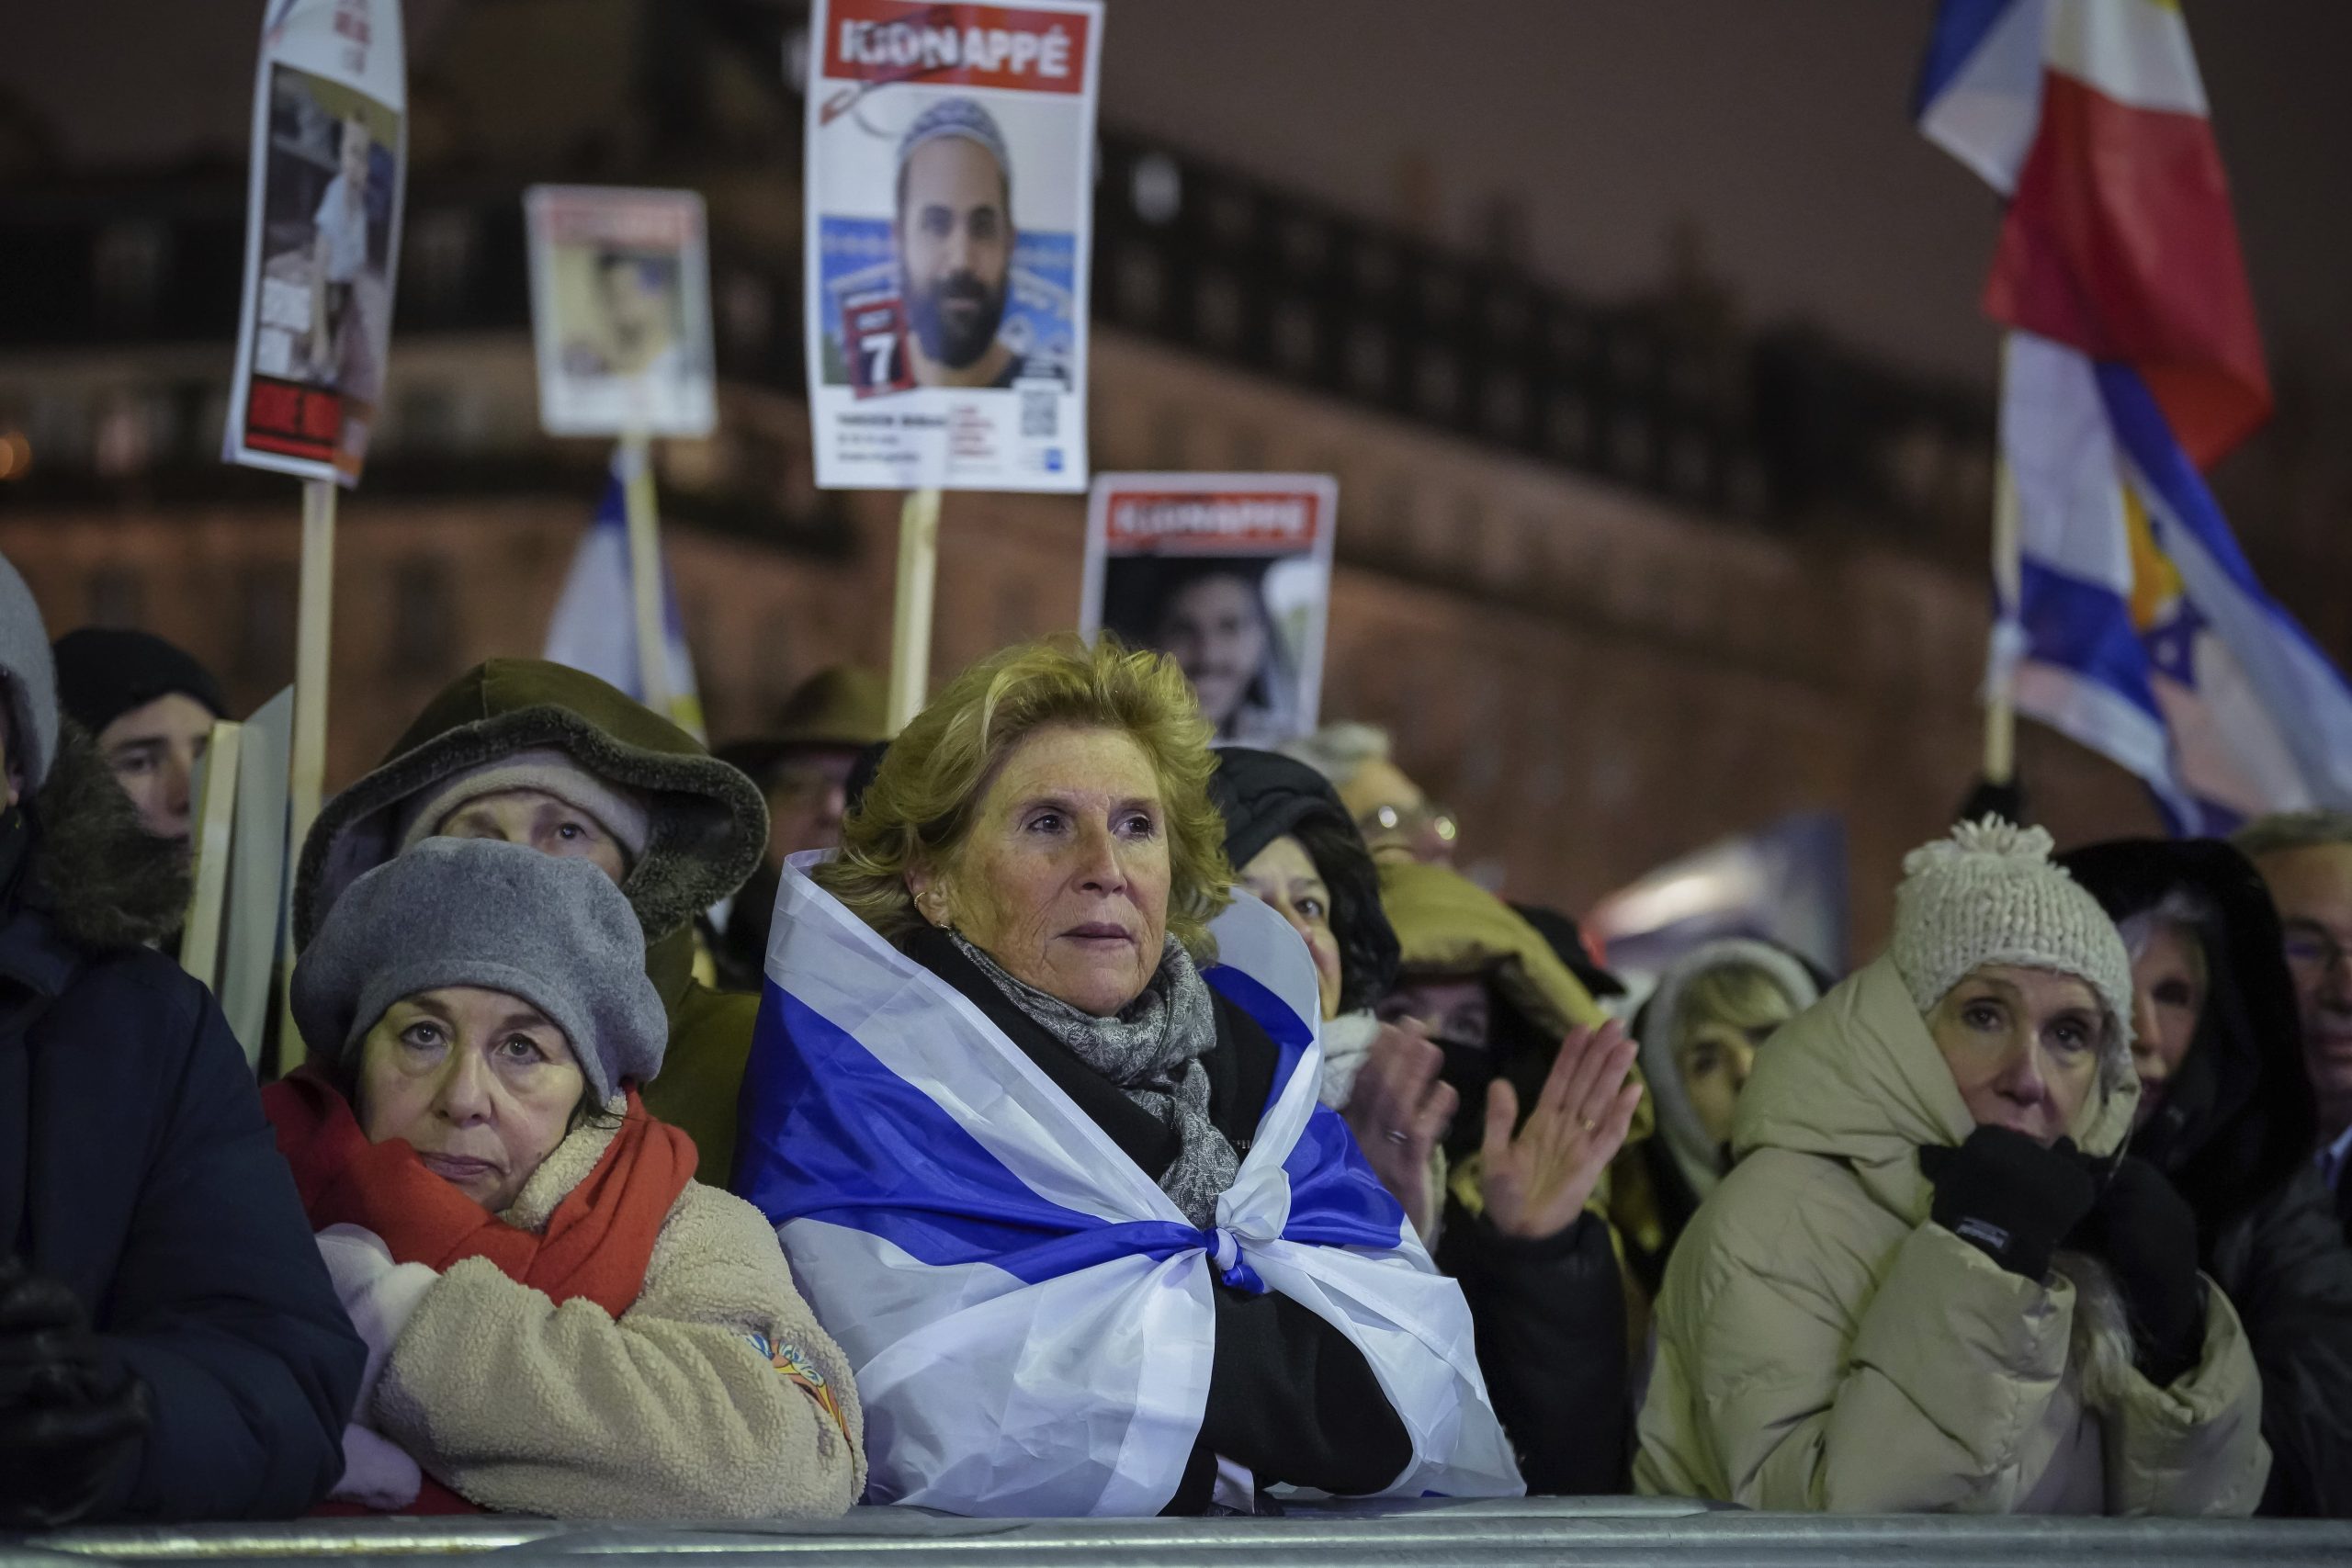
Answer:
top-left (542, 458), bottom-right (705, 739)
top-left (733, 855), bottom-right (1523, 1515)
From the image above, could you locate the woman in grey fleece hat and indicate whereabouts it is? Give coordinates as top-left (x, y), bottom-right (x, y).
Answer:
top-left (263, 838), bottom-right (863, 1519)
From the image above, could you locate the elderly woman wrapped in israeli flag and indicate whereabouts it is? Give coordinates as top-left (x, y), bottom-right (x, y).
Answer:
top-left (731, 637), bottom-right (1523, 1516)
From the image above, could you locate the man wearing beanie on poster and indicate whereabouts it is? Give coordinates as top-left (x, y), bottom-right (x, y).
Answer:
top-left (1636, 819), bottom-right (2267, 1514)
top-left (0, 553), bottom-right (362, 1527)
top-left (52, 628), bottom-right (229, 851)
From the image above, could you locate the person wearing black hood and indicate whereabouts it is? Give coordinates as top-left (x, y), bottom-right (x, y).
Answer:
top-left (2063, 838), bottom-right (2352, 1517)
top-left (0, 554), bottom-right (363, 1526)
top-left (1207, 749), bottom-right (1638, 1495)
top-left (51, 627), bottom-right (228, 852)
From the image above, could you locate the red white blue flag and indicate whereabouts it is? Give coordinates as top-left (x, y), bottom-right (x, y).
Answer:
top-left (1919, 0), bottom-right (2352, 831)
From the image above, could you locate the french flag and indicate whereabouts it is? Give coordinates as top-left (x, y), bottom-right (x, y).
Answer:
top-left (1918, 0), bottom-right (2269, 468)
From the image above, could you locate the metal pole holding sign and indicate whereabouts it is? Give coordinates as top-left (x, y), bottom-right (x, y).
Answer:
top-left (617, 432), bottom-right (671, 716)
top-left (888, 488), bottom-right (942, 733)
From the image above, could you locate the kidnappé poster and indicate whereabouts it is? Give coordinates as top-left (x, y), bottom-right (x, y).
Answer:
top-left (525, 186), bottom-right (718, 439)
top-left (803, 0), bottom-right (1102, 491)
top-left (1081, 473), bottom-right (1340, 748)
top-left (223, 0), bottom-right (407, 486)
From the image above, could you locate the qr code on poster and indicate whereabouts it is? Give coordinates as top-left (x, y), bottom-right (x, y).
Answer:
top-left (1021, 389), bottom-right (1057, 439)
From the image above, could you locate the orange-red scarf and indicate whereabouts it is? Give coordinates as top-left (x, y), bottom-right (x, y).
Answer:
top-left (264, 1066), bottom-right (697, 1512)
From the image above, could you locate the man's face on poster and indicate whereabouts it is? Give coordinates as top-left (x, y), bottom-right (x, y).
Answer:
top-left (897, 136), bottom-right (1012, 374)
top-left (1153, 572), bottom-right (1270, 734)
top-left (596, 255), bottom-right (673, 371)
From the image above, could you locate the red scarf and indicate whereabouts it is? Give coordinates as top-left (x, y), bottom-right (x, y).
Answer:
top-left (264, 1066), bottom-right (697, 1512)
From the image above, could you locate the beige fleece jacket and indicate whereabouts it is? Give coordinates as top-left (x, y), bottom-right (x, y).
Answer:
top-left (372, 1109), bottom-right (866, 1518)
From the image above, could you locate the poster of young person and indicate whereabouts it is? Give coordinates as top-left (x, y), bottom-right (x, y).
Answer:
top-left (223, 0), bottom-right (407, 485)
top-left (525, 186), bottom-right (718, 438)
top-left (1080, 473), bottom-right (1340, 747)
top-left (803, 0), bottom-right (1102, 491)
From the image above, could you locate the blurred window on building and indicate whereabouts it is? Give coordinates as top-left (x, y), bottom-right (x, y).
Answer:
top-left (721, 271), bottom-right (773, 356)
top-left (1114, 244), bottom-right (1163, 325)
top-left (1129, 152), bottom-right (1181, 226)
top-left (94, 220), bottom-right (168, 331)
top-left (28, 391), bottom-right (90, 472)
top-left (234, 563), bottom-right (299, 684)
top-left (1195, 269), bottom-right (1243, 352)
top-left (85, 566), bottom-right (143, 629)
top-left (1273, 299), bottom-right (1318, 376)
top-left (93, 390), bottom-right (162, 478)
top-left (409, 209), bottom-right (476, 318)
top-left (395, 384), bottom-right (460, 455)
top-left (1348, 329), bottom-right (1391, 400)
top-left (385, 558), bottom-right (455, 678)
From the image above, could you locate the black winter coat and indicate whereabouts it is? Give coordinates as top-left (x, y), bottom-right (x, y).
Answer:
top-left (2064, 838), bottom-right (2352, 1518)
top-left (909, 929), bottom-right (1412, 1512)
top-left (0, 737), bottom-right (364, 1522)
top-left (1436, 1202), bottom-right (1628, 1494)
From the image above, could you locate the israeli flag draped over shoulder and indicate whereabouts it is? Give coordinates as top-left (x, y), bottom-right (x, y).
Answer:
top-left (734, 853), bottom-right (1522, 1516)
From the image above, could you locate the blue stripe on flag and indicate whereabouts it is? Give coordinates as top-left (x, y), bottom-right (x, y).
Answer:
top-left (737, 987), bottom-right (1222, 1285)
top-left (2098, 366), bottom-right (2324, 649)
top-left (1201, 963), bottom-right (1312, 1121)
top-left (2017, 557), bottom-right (2165, 724)
top-left (1913, 0), bottom-right (2021, 118)
top-left (1203, 960), bottom-right (1408, 1250)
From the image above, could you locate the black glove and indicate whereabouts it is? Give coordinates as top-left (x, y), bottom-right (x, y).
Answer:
top-left (2067, 1156), bottom-right (2206, 1385)
top-left (1918, 1125), bottom-right (2097, 1282)
top-left (0, 1259), bottom-right (152, 1529)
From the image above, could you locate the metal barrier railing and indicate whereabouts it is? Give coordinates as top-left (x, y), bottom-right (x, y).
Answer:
top-left (10, 1501), bottom-right (2352, 1568)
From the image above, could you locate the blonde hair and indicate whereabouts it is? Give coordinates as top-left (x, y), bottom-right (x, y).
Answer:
top-left (1673, 962), bottom-right (1804, 1061)
top-left (817, 635), bottom-right (1235, 957)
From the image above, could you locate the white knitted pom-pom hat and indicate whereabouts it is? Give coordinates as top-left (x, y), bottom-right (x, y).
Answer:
top-left (1889, 818), bottom-right (2135, 1055)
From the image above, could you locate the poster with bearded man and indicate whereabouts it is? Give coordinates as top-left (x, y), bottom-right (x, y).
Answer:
top-left (803, 0), bottom-right (1102, 491)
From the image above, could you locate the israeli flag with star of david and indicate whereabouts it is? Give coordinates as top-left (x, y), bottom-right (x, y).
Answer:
top-left (1999, 331), bottom-right (2352, 834)
top-left (732, 853), bottom-right (1522, 1516)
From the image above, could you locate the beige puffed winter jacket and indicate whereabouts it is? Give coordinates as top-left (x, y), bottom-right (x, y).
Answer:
top-left (1634, 954), bottom-right (2268, 1514)
top-left (370, 1111), bottom-right (865, 1518)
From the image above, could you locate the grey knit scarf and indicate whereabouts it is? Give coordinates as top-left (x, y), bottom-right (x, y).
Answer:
top-left (953, 931), bottom-right (1238, 1228)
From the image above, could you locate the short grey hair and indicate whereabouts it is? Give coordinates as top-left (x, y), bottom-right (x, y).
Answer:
top-left (1279, 721), bottom-right (1392, 789)
top-left (2233, 810), bottom-right (2352, 863)
top-left (2116, 886), bottom-right (2219, 962)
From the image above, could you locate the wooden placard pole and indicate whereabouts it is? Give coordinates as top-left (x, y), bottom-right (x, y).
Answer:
top-left (887, 487), bottom-right (943, 734)
top-left (617, 431), bottom-right (672, 717)
top-left (178, 717), bottom-right (246, 991)
top-left (1983, 457), bottom-right (2022, 786)
top-left (270, 476), bottom-right (338, 1079)
top-left (287, 478), bottom-right (337, 866)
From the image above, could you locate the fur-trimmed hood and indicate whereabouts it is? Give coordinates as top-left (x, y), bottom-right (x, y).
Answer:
top-left (25, 720), bottom-right (192, 952)
top-left (295, 660), bottom-right (766, 951)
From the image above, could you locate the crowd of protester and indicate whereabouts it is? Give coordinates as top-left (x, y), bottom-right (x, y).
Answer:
top-left (5, 538), bottom-right (2352, 1526)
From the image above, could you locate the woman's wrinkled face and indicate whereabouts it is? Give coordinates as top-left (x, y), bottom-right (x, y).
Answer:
top-left (1927, 964), bottom-right (2106, 1146)
top-left (2128, 919), bottom-right (2209, 1129)
top-left (917, 725), bottom-right (1172, 1018)
top-left (1154, 576), bottom-right (1267, 732)
top-left (437, 788), bottom-right (630, 885)
top-left (1240, 834), bottom-right (1342, 1021)
top-left (355, 986), bottom-right (586, 1213)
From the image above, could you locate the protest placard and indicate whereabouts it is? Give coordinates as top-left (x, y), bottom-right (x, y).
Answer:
top-left (526, 186), bottom-right (718, 439)
top-left (802, 0), bottom-right (1102, 491)
top-left (224, 0), bottom-right (406, 485)
top-left (1081, 473), bottom-right (1340, 747)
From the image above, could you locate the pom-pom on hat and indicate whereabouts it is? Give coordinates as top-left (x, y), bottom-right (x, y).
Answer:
top-left (1890, 818), bottom-right (2135, 1055)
